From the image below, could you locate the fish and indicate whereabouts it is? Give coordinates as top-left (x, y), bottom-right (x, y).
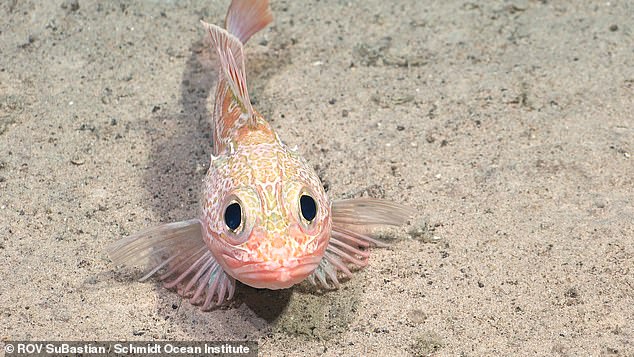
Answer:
top-left (107, 0), bottom-right (413, 310)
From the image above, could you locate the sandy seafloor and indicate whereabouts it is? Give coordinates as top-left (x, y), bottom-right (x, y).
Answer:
top-left (1, 0), bottom-right (633, 356)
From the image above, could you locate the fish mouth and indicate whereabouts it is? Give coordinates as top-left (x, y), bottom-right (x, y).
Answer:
top-left (225, 255), bottom-right (322, 289)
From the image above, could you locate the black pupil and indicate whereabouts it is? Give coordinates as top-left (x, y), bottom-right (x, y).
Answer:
top-left (300, 195), bottom-right (317, 222)
top-left (224, 202), bottom-right (242, 230)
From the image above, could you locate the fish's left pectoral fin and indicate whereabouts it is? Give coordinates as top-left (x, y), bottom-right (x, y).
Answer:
top-left (107, 219), bottom-right (235, 310)
top-left (332, 198), bottom-right (416, 228)
top-left (307, 251), bottom-right (356, 289)
top-left (201, 20), bottom-right (255, 125)
top-left (307, 198), bottom-right (415, 289)
top-left (308, 229), bottom-right (375, 289)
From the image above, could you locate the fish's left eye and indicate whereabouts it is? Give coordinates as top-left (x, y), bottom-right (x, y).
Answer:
top-left (300, 194), bottom-right (317, 222)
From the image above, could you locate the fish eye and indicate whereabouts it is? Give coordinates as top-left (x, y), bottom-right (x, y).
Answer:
top-left (299, 194), bottom-right (317, 222)
top-left (224, 201), bottom-right (242, 231)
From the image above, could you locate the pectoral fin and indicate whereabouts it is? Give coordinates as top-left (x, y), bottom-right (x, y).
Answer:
top-left (308, 198), bottom-right (415, 289)
top-left (107, 219), bottom-right (235, 310)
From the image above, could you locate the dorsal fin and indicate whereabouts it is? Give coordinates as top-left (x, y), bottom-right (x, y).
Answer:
top-left (201, 0), bottom-right (273, 153)
top-left (201, 21), bottom-right (255, 124)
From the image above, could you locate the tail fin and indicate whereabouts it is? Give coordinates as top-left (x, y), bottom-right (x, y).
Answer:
top-left (226, 0), bottom-right (273, 44)
top-left (107, 219), bottom-right (236, 310)
top-left (308, 199), bottom-right (415, 288)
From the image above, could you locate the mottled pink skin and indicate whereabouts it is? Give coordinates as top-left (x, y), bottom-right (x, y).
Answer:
top-left (201, 117), bottom-right (332, 289)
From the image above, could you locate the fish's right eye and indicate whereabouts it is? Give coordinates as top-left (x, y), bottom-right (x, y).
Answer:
top-left (224, 202), bottom-right (242, 231)
top-left (300, 194), bottom-right (317, 222)
top-left (220, 193), bottom-right (256, 245)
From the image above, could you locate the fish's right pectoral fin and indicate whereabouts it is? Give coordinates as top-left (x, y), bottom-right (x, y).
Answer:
top-left (107, 219), bottom-right (235, 310)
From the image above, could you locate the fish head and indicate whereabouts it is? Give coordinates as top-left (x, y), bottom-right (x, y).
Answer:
top-left (203, 142), bottom-right (331, 289)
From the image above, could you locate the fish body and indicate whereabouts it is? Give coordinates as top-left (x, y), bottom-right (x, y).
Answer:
top-left (108, 0), bottom-right (412, 310)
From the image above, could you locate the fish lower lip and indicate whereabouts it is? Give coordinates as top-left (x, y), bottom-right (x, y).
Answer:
top-left (229, 256), bottom-right (322, 275)
top-left (227, 256), bottom-right (323, 289)
top-left (238, 263), bottom-right (318, 281)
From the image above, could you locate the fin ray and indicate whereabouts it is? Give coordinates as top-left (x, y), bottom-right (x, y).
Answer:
top-left (202, 0), bottom-right (273, 152)
top-left (226, 0), bottom-right (273, 43)
top-left (332, 198), bottom-right (416, 226)
top-left (202, 21), bottom-right (255, 124)
top-left (107, 219), bottom-right (235, 309)
top-left (308, 198), bottom-right (414, 289)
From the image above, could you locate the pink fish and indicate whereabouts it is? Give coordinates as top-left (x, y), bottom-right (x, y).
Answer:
top-left (108, 0), bottom-right (412, 310)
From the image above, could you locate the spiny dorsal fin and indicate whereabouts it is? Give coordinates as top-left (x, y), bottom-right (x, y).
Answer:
top-left (201, 21), bottom-right (255, 125)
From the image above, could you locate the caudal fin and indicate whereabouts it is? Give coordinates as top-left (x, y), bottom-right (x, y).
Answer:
top-left (226, 0), bottom-right (273, 44)
top-left (308, 198), bottom-right (415, 288)
top-left (107, 219), bottom-right (235, 310)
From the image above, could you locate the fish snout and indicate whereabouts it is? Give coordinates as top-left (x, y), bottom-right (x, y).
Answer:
top-left (218, 227), bottom-right (328, 289)
top-left (228, 254), bottom-right (323, 289)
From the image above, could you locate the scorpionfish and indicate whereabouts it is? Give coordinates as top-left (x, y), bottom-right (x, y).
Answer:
top-left (108, 0), bottom-right (412, 310)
